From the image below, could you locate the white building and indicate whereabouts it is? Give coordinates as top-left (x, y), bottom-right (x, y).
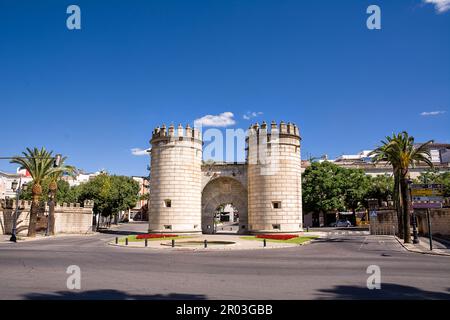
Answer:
top-left (319, 142), bottom-right (450, 178)
top-left (62, 171), bottom-right (103, 187)
top-left (0, 169), bottom-right (33, 200)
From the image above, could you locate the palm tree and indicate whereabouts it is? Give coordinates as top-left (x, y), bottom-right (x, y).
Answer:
top-left (370, 132), bottom-right (433, 243)
top-left (370, 133), bottom-right (404, 237)
top-left (10, 147), bottom-right (74, 237)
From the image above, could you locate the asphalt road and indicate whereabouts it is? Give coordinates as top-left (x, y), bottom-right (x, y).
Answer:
top-left (1, 222), bottom-right (449, 300)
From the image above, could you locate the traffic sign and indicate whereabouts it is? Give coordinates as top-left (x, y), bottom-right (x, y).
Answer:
top-left (412, 202), bottom-right (442, 209)
top-left (412, 196), bottom-right (444, 202)
top-left (411, 184), bottom-right (444, 197)
top-left (411, 184), bottom-right (444, 209)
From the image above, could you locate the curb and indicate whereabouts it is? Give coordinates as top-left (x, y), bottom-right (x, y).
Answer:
top-left (394, 237), bottom-right (450, 257)
top-left (107, 237), bottom-right (317, 252)
top-left (0, 232), bottom-right (97, 244)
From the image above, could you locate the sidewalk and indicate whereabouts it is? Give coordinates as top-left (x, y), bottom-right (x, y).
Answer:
top-left (0, 232), bottom-right (97, 243)
top-left (395, 236), bottom-right (450, 256)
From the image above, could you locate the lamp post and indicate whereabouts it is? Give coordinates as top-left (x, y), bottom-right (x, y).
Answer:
top-left (10, 178), bottom-right (28, 242)
top-left (407, 179), bottom-right (419, 244)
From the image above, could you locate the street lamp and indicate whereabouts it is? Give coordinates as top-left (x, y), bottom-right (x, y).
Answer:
top-left (10, 179), bottom-right (28, 242)
top-left (407, 179), bottom-right (420, 244)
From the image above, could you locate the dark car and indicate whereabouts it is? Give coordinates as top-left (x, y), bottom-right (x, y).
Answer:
top-left (329, 219), bottom-right (352, 228)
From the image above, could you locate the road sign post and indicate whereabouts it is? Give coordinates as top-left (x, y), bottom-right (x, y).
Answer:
top-left (411, 184), bottom-right (443, 251)
top-left (427, 209), bottom-right (433, 251)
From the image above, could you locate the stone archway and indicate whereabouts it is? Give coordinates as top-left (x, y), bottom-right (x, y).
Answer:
top-left (201, 177), bottom-right (248, 234)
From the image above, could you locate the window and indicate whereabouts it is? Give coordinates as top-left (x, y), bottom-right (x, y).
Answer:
top-left (164, 199), bottom-right (172, 208)
top-left (272, 224), bottom-right (280, 230)
top-left (272, 201), bottom-right (282, 209)
top-left (164, 225), bottom-right (172, 230)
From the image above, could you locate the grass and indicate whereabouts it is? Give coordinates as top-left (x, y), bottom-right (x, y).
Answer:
top-left (240, 235), bottom-right (319, 244)
top-left (117, 235), bottom-right (193, 244)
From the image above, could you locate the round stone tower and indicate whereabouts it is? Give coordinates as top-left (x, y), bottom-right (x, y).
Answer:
top-left (246, 121), bottom-right (303, 234)
top-left (148, 124), bottom-right (203, 234)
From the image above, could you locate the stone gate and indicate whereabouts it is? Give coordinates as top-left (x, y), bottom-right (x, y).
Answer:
top-left (148, 121), bottom-right (303, 234)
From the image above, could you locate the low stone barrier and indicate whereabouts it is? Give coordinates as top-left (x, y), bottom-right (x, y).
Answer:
top-left (370, 203), bottom-right (450, 236)
top-left (0, 199), bottom-right (94, 235)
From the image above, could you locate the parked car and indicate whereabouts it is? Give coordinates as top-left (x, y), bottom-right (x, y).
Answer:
top-left (329, 220), bottom-right (352, 228)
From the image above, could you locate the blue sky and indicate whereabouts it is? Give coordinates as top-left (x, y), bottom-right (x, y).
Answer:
top-left (0, 0), bottom-right (449, 176)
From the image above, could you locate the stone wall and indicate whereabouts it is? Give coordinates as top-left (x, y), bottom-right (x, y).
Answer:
top-left (370, 204), bottom-right (450, 236)
top-left (416, 208), bottom-right (450, 236)
top-left (369, 208), bottom-right (398, 235)
top-left (0, 199), bottom-right (94, 236)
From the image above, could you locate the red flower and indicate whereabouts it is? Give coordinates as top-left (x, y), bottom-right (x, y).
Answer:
top-left (136, 234), bottom-right (178, 239)
top-left (256, 234), bottom-right (298, 240)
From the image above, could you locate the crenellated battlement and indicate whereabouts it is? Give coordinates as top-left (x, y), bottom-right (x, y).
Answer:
top-left (0, 199), bottom-right (94, 210)
top-left (151, 123), bottom-right (202, 142)
top-left (247, 121), bottom-right (300, 138)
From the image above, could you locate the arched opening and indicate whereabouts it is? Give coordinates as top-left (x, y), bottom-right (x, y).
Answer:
top-left (201, 177), bottom-right (248, 234)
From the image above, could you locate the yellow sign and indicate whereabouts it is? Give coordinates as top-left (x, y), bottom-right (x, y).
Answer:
top-left (411, 189), bottom-right (442, 196)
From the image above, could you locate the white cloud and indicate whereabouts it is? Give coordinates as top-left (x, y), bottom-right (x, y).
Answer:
top-left (424, 0), bottom-right (450, 13)
top-left (131, 148), bottom-right (150, 156)
top-left (243, 111), bottom-right (263, 120)
top-left (194, 112), bottom-right (236, 127)
top-left (420, 110), bottom-right (447, 116)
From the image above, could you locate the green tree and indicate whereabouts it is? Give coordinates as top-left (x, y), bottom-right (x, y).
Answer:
top-left (416, 170), bottom-right (450, 197)
top-left (10, 147), bottom-right (74, 237)
top-left (441, 173), bottom-right (450, 197)
top-left (341, 169), bottom-right (371, 221)
top-left (415, 168), bottom-right (441, 184)
top-left (302, 161), bottom-right (346, 225)
top-left (20, 179), bottom-right (78, 203)
top-left (366, 175), bottom-right (394, 203)
top-left (76, 174), bottom-right (140, 228)
top-left (370, 132), bottom-right (433, 243)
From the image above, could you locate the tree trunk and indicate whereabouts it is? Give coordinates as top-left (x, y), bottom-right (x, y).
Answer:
top-left (394, 172), bottom-right (404, 238)
top-left (400, 175), bottom-right (411, 243)
top-left (27, 200), bottom-right (38, 237)
top-left (48, 197), bottom-right (55, 236)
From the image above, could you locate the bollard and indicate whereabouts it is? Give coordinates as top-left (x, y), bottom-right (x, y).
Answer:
top-left (145, 239), bottom-right (148, 247)
top-left (125, 238), bottom-right (128, 246)
top-left (204, 239), bottom-right (208, 248)
top-left (172, 239), bottom-right (175, 248)
top-left (115, 237), bottom-right (118, 244)
top-left (306, 227), bottom-right (309, 232)
top-left (263, 239), bottom-right (267, 247)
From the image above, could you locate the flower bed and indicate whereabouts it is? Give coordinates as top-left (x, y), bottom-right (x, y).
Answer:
top-left (255, 234), bottom-right (299, 240)
top-left (136, 234), bottom-right (178, 240)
